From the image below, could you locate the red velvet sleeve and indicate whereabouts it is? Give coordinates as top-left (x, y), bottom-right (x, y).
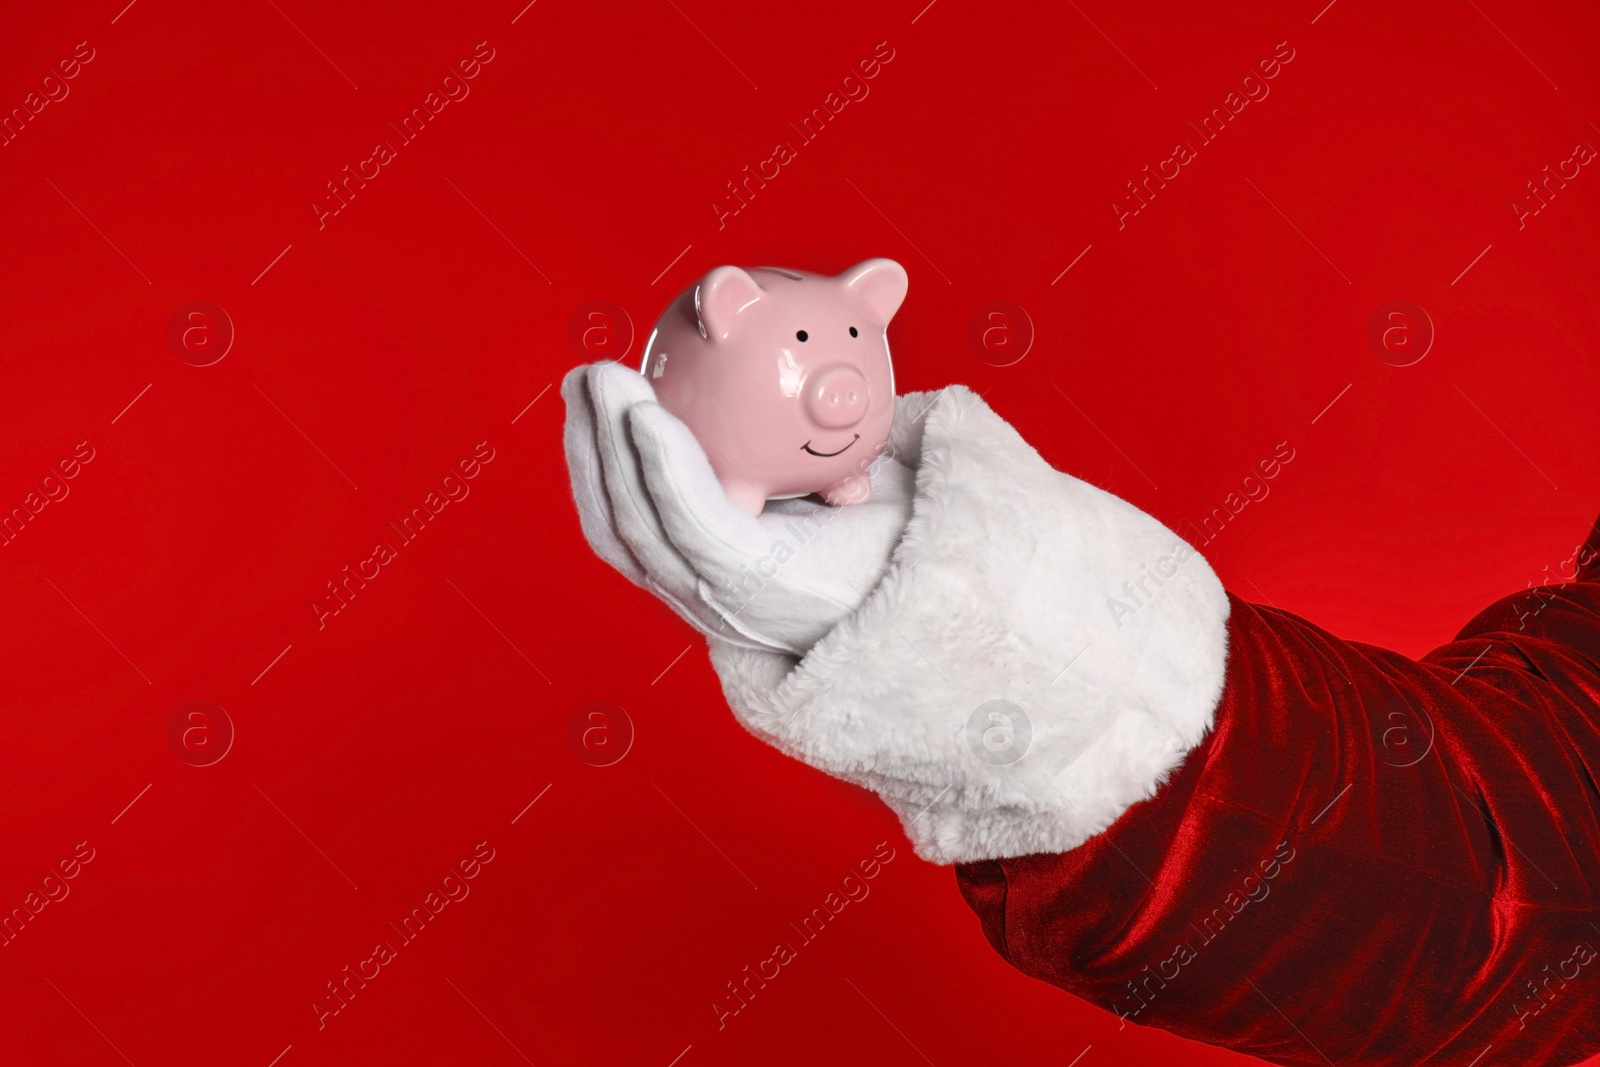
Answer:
top-left (957, 517), bottom-right (1600, 1066)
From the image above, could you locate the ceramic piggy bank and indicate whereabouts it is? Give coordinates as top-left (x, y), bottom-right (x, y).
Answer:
top-left (641, 258), bottom-right (908, 515)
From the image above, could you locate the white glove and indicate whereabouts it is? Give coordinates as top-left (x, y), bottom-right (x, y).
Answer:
top-left (561, 361), bottom-right (931, 657)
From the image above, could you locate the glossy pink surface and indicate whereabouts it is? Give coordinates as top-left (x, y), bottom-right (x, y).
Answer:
top-left (641, 259), bottom-right (908, 514)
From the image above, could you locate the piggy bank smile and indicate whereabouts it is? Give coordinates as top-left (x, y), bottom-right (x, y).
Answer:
top-left (801, 434), bottom-right (860, 457)
top-left (642, 258), bottom-right (908, 515)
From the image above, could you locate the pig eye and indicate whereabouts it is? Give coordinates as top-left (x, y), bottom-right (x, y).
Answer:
top-left (849, 326), bottom-right (858, 337)
top-left (796, 330), bottom-right (809, 342)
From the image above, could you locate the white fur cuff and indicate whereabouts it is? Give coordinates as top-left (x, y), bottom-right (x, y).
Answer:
top-left (709, 386), bottom-right (1231, 864)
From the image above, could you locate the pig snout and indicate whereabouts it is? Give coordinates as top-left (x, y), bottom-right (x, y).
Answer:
top-left (803, 365), bottom-right (870, 429)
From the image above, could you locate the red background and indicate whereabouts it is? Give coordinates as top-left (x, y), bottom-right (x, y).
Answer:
top-left (1, 0), bottom-right (1597, 1063)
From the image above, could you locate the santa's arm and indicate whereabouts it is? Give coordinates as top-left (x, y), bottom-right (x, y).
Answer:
top-left (958, 551), bottom-right (1600, 1066)
top-left (709, 386), bottom-right (1600, 1066)
top-left (566, 370), bottom-right (1600, 1065)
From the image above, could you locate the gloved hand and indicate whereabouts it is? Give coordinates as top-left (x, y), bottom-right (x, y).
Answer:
top-left (561, 361), bottom-right (931, 657)
top-left (565, 364), bottom-right (1231, 865)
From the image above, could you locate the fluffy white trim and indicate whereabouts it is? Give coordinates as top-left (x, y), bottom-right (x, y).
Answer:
top-left (710, 385), bottom-right (1231, 864)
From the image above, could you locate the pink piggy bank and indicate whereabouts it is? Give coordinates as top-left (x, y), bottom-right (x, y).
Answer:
top-left (641, 258), bottom-right (908, 516)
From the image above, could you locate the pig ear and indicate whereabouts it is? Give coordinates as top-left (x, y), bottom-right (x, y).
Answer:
top-left (695, 266), bottom-right (764, 342)
top-left (838, 258), bottom-right (909, 325)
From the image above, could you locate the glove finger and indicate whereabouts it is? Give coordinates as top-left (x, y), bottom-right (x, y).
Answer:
top-left (630, 401), bottom-right (867, 652)
top-left (583, 364), bottom-right (787, 650)
top-left (561, 365), bottom-right (649, 586)
top-left (588, 363), bottom-right (727, 611)
top-left (625, 399), bottom-right (779, 576)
